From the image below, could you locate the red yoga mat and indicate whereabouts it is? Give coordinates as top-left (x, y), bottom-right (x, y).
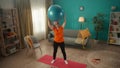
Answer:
top-left (38, 55), bottom-right (86, 68)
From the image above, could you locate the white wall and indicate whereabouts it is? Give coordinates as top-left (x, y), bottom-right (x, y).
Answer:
top-left (0, 0), bottom-right (14, 9)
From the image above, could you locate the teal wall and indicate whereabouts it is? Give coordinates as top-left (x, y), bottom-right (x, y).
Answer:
top-left (53, 0), bottom-right (120, 41)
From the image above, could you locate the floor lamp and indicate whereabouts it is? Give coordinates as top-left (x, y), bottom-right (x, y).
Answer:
top-left (78, 17), bottom-right (85, 29)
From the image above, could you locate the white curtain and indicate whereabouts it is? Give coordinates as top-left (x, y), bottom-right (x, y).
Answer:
top-left (30, 0), bottom-right (47, 40)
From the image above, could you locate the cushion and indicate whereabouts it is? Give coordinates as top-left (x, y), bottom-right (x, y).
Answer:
top-left (75, 38), bottom-right (84, 44)
top-left (75, 28), bottom-right (90, 45)
top-left (80, 28), bottom-right (91, 39)
top-left (26, 36), bottom-right (33, 48)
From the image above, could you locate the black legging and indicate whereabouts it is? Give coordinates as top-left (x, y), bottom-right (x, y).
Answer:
top-left (53, 41), bottom-right (67, 60)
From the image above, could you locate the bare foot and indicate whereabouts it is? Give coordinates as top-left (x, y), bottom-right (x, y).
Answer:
top-left (64, 60), bottom-right (68, 64)
top-left (51, 60), bottom-right (55, 64)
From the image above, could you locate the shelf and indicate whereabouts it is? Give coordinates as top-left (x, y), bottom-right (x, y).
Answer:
top-left (109, 37), bottom-right (120, 39)
top-left (5, 40), bottom-right (19, 48)
top-left (4, 49), bottom-right (19, 56)
top-left (0, 9), bottom-right (21, 56)
top-left (2, 26), bottom-right (16, 30)
top-left (14, 40), bottom-right (19, 44)
top-left (108, 12), bottom-right (120, 45)
top-left (6, 34), bottom-right (16, 38)
top-left (109, 38), bottom-right (120, 45)
top-left (110, 25), bottom-right (120, 26)
top-left (110, 31), bottom-right (120, 33)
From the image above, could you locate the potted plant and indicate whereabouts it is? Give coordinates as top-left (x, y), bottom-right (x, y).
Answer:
top-left (93, 13), bottom-right (105, 41)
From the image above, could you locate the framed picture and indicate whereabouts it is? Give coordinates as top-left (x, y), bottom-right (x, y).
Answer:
top-left (80, 6), bottom-right (84, 11)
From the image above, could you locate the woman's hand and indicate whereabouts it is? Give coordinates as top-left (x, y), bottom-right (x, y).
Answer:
top-left (62, 15), bottom-right (66, 28)
top-left (48, 18), bottom-right (53, 30)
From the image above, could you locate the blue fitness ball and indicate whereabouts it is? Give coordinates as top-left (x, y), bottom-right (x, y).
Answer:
top-left (47, 5), bottom-right (64, 21)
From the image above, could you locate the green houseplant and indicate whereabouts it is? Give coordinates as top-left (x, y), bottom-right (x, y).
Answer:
top-left (93, 13), bottom-right (105, 40)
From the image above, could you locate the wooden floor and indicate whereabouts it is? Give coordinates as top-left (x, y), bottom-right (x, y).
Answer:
top-left (0, 39), bottom-right (120, 68)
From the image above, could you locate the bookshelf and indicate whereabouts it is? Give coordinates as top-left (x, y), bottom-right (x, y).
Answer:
top-left (108, 12), bottom-right (120, 45)
top-left (0, 8), bottom-right (21, 56)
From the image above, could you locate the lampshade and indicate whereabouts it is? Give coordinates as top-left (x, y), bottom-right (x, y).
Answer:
top-left (78, 17), bottom-right (85, 22)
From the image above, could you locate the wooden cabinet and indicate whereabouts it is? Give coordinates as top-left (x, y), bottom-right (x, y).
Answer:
top-left (0, 9), bottom-right (21, 56)
top-left (108, 12), bottom-right (120, 45)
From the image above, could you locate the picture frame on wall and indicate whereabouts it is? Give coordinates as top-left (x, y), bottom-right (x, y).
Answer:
top-left (80, 6), bottom-right (84, 11)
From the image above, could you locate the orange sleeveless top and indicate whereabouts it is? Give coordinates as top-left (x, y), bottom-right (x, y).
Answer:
top-left (53, 26), bottom-right (64, 43)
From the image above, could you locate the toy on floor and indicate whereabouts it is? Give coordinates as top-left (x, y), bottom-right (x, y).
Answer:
top-left (91, 58), bottom-right (101, 64)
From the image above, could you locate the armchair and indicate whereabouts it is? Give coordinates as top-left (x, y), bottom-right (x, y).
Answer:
top-left (24, 35), bottom-right (42, 58)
